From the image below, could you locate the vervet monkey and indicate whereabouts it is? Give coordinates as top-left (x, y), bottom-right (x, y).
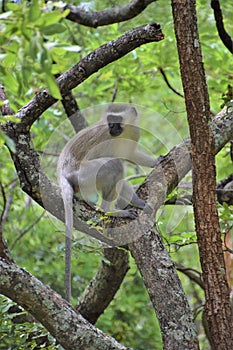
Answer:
top-left (57, 104), bottom-right (156, 301)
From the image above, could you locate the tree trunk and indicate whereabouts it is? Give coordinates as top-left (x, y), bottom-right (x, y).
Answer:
top-left (171, 1), bottom-right (233, 349)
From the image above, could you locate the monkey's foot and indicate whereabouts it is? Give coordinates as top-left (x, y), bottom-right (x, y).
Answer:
top-left (105, 209), bottom-right (138, 219)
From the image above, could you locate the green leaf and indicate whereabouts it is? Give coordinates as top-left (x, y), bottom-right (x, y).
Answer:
top-left (28, 0), bottom-right (41, 22)
top-left (41, 23), bottom-right (66, 36)
top-left (3, 53), bottom-right (17, 68)
top-left (0, 131), bottom-right (5, 149)
top-left (4, 134), bottom-right (16, 153)
top-left (35, 10), bottom-right (65, 27)
top-left (45, 74), bottom-right (62, 100)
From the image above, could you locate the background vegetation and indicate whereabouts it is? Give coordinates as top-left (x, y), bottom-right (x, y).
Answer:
top-left (0, 0), bottom-right (232, 349)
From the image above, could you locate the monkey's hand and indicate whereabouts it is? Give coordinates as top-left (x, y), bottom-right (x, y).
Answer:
top-left (152, 155), bottom-right (166, 167)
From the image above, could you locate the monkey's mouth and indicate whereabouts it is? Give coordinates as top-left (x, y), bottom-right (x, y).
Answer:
top-left (109, 129), bottom-right (122, 136)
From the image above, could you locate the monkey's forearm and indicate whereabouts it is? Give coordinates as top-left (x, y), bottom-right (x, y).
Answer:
top-left (132, 150), bottom-right (156, 167)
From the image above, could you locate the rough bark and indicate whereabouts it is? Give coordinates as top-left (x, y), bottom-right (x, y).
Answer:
top-left (172, 1), bottom-right (233, 349)
top-left (129, 228), bottom-right (199, 350)
top-left (0, 258), bottom-right (131, 350)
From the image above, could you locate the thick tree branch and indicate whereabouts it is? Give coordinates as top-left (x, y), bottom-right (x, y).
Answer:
top-left (65, 0), bottom-right (157, 28)
top-left (211, 0), bottom-right (233, 54)
top-left (16, 23), bottom-right (164, 129)
top-left (76, 248), bottom-right (130, 324)
top-left (0, 258), bottom-right (131, 350)
top-left (129, 228), bottom-right (199, 350)
top-left (172, 1), bottom-right (233, 349)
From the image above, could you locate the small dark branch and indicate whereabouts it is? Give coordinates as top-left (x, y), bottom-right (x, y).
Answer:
top-left (216, 173), bottom-right (233, 205)
top-left (0, 85), bottom-right (14, 116)
top-left (15, 23), bottom-right (164, 129)
top-left (231, 140), bottom-right (233, 162)
top-left (0, 87), bottom-right (14, 262)
top-left (2, 0), bottom-right (5, 12)
top-left (176, 264), bottom-right (204, 289)
top-left (0, 184), bottom-right (13, 262)
top-left (10, 211), bottom-right (46, 250)
top-left (65, 0), bottom-right (157, 28)
top-left (211, 0), bottom-right (233, 54)
top-left (165, 195), bottom-right (192, 205)
top-left (111, 84), bottom-right (118, 103)
top-left (216, 173), bottom-right (233, 189)
top-left (0, 180), bottom-right (17, 231)
top-left (61, 92), bottom-right (88, 133)
top-left (76, 248), bottom-right (129, 324)
top-left (158, 67), bottom-right (184, 98)
top-left (0, 183), bottom-right (7, 230)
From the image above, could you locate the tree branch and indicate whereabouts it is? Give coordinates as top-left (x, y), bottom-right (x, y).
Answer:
top-left (76, 248), bottom-right (130, 324)
top-left (158, 67), bottom-right (184, 98)
top-left (16, 23), bottom-right (164, 129)
top-left (61, 91), bottom-right (88, 133)
top-left (65, 0), bottom-right (157, 28)
top-left (211, 0), bottom-right (233, 54)
top-left (129, 228), bottom-right (199, 350)
top-left (176, 264), bottom-right (204, 289)
top-left (0, 258), bottom-right (132, 350)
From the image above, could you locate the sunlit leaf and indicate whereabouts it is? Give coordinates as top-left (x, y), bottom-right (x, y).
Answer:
top-left (28, 0), bottom-right (41, 22)
top-left (45, 74), bottom-right (62, 100)
top-left (4, 134), bottom-right (16, 153)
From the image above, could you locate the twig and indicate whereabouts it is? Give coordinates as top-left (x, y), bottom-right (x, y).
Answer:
top-left (1, 180), bottom-right (17, 231)
top-left (0, 183), bottom-right (7, 233)
top-left (10, 211), bottom-right (46, 250)
top-left (211, 0), bottom-right (233, 54)
top-left (158, 67), bottom-right (184, 98)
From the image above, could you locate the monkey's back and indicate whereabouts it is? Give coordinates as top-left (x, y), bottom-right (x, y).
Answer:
top-left (57, 120), bottom-right (140, 178)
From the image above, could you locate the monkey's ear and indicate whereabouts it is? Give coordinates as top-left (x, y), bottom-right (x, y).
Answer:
top-left (129, 106), bottom-right (137, 117)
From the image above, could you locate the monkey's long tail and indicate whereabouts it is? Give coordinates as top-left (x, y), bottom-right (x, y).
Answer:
top-left (61, 178), bottom-right (74, 303)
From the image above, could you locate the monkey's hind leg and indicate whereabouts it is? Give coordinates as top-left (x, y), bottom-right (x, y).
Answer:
top-left (95, 159), bottom-right (138, 219)
top-left (116, 179), bottom-right (153, 215)
top-left (116, 180), bottom-right (145, 210)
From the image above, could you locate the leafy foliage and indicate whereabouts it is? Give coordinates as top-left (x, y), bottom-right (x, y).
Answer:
top-left (0, 0), bottom-right (232, 349)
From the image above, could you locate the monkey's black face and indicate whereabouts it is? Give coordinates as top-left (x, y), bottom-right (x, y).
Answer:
top-left (107, 115), bottom-right (123, 137)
